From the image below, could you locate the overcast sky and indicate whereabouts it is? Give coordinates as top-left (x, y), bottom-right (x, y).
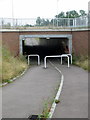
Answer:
top-left (0, 0), bottom-right (89, 18)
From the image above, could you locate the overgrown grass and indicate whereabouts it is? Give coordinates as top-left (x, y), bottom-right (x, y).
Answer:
top-left (39, 102), bottom-right (50, 119)
top-left (1, 46), bottom-right (28, 83)
top-left (72, 53), bottom-right (89, 71)
top-left (39, 84), bottom-right (61, 119)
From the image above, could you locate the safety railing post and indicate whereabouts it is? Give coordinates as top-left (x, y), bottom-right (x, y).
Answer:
top-left (38, 55), bottom-right (40, 65)
top-left (61, 56), bottom-right (62, 64)
top-left (68, 56), bottom-right (69, 68)
top-left (44, 57), bottom-right (47, 68)
top-left (66, 54), bottom-right (72, 64)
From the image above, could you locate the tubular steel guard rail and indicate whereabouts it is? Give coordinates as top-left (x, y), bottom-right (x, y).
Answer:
top-left (28, 54), bottom-right (40, 65)
top-left (44, 54), bottom-right (72, 68)
top-left (61, 54), bottom-right (72, 64)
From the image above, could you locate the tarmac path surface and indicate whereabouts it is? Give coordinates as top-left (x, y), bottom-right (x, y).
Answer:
top-left (2, 63), bottom-right (61, 118)
top-left (2, 59), bottom-right (88, 118)
top-left (51, 60), bottom-right (88, 118)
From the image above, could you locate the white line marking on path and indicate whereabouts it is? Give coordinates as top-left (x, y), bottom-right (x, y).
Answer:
top-left (48, 60), bottom-right (64, 118)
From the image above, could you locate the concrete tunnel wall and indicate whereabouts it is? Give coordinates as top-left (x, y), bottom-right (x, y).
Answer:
top-left (1, 29), bottom-right (88, 56)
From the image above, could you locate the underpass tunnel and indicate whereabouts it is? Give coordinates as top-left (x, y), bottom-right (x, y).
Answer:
top-left (22, 37), bottom-right (70, 59)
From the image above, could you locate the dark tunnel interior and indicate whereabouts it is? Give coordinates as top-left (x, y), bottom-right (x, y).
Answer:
top-left (22, 37), bottom-right (69, 59)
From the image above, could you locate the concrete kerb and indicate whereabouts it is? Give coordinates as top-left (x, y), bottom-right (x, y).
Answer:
top-left (48, 60), bottom-right (64, 118)
top-left (0, 68), bottom-right (28, 87)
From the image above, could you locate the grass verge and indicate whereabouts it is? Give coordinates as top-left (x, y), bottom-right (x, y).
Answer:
top-left (1, 46), bottom-right (28, 83)
top-left (72, 54), bottom-right (89, 71)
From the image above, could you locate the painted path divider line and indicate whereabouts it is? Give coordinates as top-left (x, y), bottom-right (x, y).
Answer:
top-left (48, 61), bottom-right (64, 118)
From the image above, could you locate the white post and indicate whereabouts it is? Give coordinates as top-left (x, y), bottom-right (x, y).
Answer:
top-left (67, 54), bottom-right (72, 64)
top-left (61, 56), bottom-right (62, 64)
top-left (38, 55), bottom-right (40, 65)
top-left (67, 56), bottom-right (69, 67)
top-left (44, 57), bottom-right (47, 68)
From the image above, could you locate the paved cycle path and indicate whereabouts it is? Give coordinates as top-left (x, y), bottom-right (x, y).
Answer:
top-left (2, 63), bottom-right (61, 118)
top-left (2, 60), bottom-right (88, 118)
top-left (52, 61), bottom-right (88, 118)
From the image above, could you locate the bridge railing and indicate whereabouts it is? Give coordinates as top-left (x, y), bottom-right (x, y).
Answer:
top-left (0, 16), bottom-right (88, 29)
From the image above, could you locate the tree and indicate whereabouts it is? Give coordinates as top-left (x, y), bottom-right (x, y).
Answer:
top-left (66, 11), bottom-right (69, 18)
top-left (41, 18), bottom-right (46, 26)
top-left (36, 17), bottom-right (50, 26)
top-left (56, 12), bottom-right (65, 18)
top-left (79, 10), bottom-right (87, 16)
top-left (36, 17), bottom-right (42, 26)
top-left (66, 10), bottom-right (79, 18)
top-left (45, 19), bottom-right (50, 26)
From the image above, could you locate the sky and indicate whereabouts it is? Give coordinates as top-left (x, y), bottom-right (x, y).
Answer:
top-left (0, 0), bottom-right (89, 19)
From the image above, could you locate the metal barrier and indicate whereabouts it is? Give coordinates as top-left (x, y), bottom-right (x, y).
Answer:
top-left (60, 54), bottom-right (70, 67)
top-left (44, 55), bottom-right (70, 68)
top-left (0, 16), bottom-right (88, 29)
top-left (61, 54), bottom-right (72, 64)
top-left (28, 54), bottom-right (40, 65)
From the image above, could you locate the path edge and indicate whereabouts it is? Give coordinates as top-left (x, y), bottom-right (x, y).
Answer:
top-left (48, 61), bottom-right (64, 118)
top-left (0, 68), bottom-right (28, 87)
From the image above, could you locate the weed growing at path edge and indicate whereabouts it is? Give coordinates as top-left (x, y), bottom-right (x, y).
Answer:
top-left (1, 46), bottom-right (28, 83)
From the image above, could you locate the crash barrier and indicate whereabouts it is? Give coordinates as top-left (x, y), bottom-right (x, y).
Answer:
top-left (28, 54), bottom-right (40, 65)
top-left (44, 54), bottom-right (72, 68)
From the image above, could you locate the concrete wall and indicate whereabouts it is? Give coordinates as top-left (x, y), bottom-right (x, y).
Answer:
top-left (1, 29), bottom-right (88, 56)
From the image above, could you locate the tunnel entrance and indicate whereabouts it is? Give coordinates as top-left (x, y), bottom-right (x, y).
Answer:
top-left (20, 34), bottom-right (72, 58)
top-left (22, 38), bottom-right (69, 58)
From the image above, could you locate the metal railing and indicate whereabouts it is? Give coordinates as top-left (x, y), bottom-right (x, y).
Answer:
top-left (28, 54), bottom-right (40, 65)
top-left (0, 16), bottom-right (88, 29)
top-left (44, 54), bottom-right (72, 68)
top-left (61, 54), bottom-right (72, 64)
